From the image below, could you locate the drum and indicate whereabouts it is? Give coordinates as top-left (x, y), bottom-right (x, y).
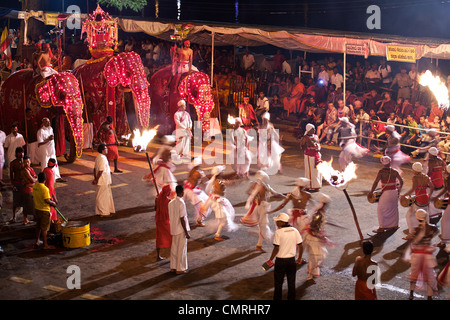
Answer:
top-left (367, 189), bottom-right (382, 203)
top-left (434, 197), bottom-right (449, 210)
top-left (400, 195), bottom-right (415, 207)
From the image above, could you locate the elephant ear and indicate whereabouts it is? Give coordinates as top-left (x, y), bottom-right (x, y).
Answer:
top-left (103, 52), bottom-right (150, 129)
top-left (35, 72), bottom-right (85, 158)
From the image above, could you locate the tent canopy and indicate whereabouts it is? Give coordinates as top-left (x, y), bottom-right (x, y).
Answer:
top-left (11, 9), bottom-right (450, 60)
top-left (117, 17), bottom-right (450, 60)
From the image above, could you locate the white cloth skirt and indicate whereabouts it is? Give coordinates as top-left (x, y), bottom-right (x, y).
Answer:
top-left (304, 154), bottom-right (322, 189)
top-left (170, 233), bottom-right (188, 272)
top-left (377, 189), bottom-right (399, 228)
top-left (95, 184), bottom-right (116, 216)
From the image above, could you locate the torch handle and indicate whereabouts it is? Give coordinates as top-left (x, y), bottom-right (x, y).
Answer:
top-left (146, 152), bottom-right (160, 196)
top-left (343, 189), bottom-right (364, 242)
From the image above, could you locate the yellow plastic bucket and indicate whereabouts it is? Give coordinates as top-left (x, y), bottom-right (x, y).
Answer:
top-left (62, 221), bottom-right (91, 248)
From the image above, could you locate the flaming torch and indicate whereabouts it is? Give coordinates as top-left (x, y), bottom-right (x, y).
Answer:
top-left (132, 126), bottom-right (159, 152)
top-left (132, 126), bottom-right (160, 194)
top-left (418, 70), bottom-right (449, 110)
top-left (317, 158), bottom-right (364, 241)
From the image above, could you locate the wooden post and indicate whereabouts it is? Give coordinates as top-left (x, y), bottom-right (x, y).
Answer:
top-left (343, 188), bottom-right (364, 241)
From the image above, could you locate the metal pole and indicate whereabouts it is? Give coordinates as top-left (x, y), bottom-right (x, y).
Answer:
top-left (343, 42), bottom-right (347, 105)
top-left (211, 31), bottom-right (215, 87)
top-left (146, 152), bottom-right (160, 196)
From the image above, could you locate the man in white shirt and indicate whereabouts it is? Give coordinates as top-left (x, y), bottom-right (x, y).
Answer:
top-left (317, 64), bottom-right (329, 87)
top-left (242, 49), bottom-right (255, 71)
top-left (256, 91), bottom-right (270, 123)
top-left (281, 60), bottom-right (292, 74)
top-left (37, 118), bottom-right (64, 182)
top-left (174, 100), bottom-right (192, 162)
top-left (93, 144), bottom-right (115, 217)
top-left (330, 67), bottom-right (344, 89)
top-left (378, 59), bottom-right (392, 87)
top-left (169, 185), bottom-right (191, 274)
top-left (10, 56), bottom-right (22, 73)
top-left (268, 212), bottom-right (304, 300)
top-left (365, 64), bottom-right (382, 91)
top-left (4, 124), bottom-right (26, 167)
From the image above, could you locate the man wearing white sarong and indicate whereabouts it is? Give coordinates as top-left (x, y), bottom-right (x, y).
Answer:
top-left (401, 162), bottom-right (433, 237)
top-left (403, 209), bottom-right (439, 300)
top-left (202, 179), bottom-right (238, 241)
top-left (169, 185), bottom-right (191, 274)
top-left (426, 147), bottom-right (446, 219)
top-left (174, 100), bottom-right (192, 162)
top-left (241, 171), bottom-right (284, 252)
top-left (4, 124), bottom-right (26, 166)
top-left (258, 112), bottom-right (284, 176)
top-left (183, 157), bottom-right (211, 226)
top-left (384, 124), bottom-right (410, 175)
top-left (368, 156), bottom-right (403, 233)
top-left (336, 117), bottom-right (369, 171)
top-left (431, 164), bottom-right (450, 247)
top-left (230, 117), bottom-right (252, 178)
top-left (37, 118), bottom-right (63, 182)
top-left (93, 144), bottom-right (115, 217)
top-left (143, 136), bottom-right (178, 199)
top-left (300, 123), bottom-right (322, 190)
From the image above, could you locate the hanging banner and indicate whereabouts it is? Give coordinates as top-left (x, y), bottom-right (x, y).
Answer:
top-left (346, 43), bottom-right (369, 59)
top-left (386, 45), bottom-right (416, 63)
top-left (45, 13), bottom-right (59, 26)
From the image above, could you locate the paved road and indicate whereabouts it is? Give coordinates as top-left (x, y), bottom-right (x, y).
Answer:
top-left (0, 128), bottom-right (449, 301)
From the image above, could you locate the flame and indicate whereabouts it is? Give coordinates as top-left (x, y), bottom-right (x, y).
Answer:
top-left (228, 114), bottom-right (236, 125)
top-left (317, 158), bottom-right (357, 189)
top-left (132, 126), bottom-right (159, 152)
top-left (418, 70), bottom-right (449, 110)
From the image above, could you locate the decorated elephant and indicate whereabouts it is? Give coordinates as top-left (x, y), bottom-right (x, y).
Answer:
top-left (72, 50), bottom-right (151, 144)
top-left (0, 69), bottom-right (84, 162)
top-left (149, 65), bottom-right (214, 135)
top-left (71, 5), bottom-right (150, 147)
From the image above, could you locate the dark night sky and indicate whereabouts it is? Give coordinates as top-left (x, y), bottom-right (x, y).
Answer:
top-left (4, 0), bottom-right (450, 39)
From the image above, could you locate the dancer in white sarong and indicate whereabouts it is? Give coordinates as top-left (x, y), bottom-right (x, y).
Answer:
top-left (368, 156), bottom-right (403, 233)
top-left (431, 163), bottom-right (450, 247)
top-left (37, 118), bottom-right (62, 181)
top-left (143, 135), bottom-right (178, 199)
top-left (401, 162), bottom-right (433, 237)
top-left (205, 165), bottom-right (226, 195)
top-left (302, 193), bottom-right (334, 280)
top-left (384, 124), bottom-right (410, 175)
top-left (403, 209), bottom-right (439, 300)
top-left (241, 170), bottom-right (284, 252)
top-left (300, 123), bottom-right (323, 190)
top-left (174, 100), bottom-right (192, 162)
top-left (426, 147), bottom-right (446, 219)
top-left (230, 117), bottom-right (252, 178)
top-left (202, 179), bottom-right (238, 241)
top-left (335, 117), bottom-right (369, 171)
top-left (268, 177), bottom-right (312, 238)
top-left (258, 112), bottom-right (284, 175)
top-left (183, 157), bottom-right (211, 226)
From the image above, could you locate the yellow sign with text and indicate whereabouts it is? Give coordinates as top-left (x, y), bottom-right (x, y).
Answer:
top-left (45, 13), bottom-right (58, 26)
top-left (386, 45), bottom-right (416, 63)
